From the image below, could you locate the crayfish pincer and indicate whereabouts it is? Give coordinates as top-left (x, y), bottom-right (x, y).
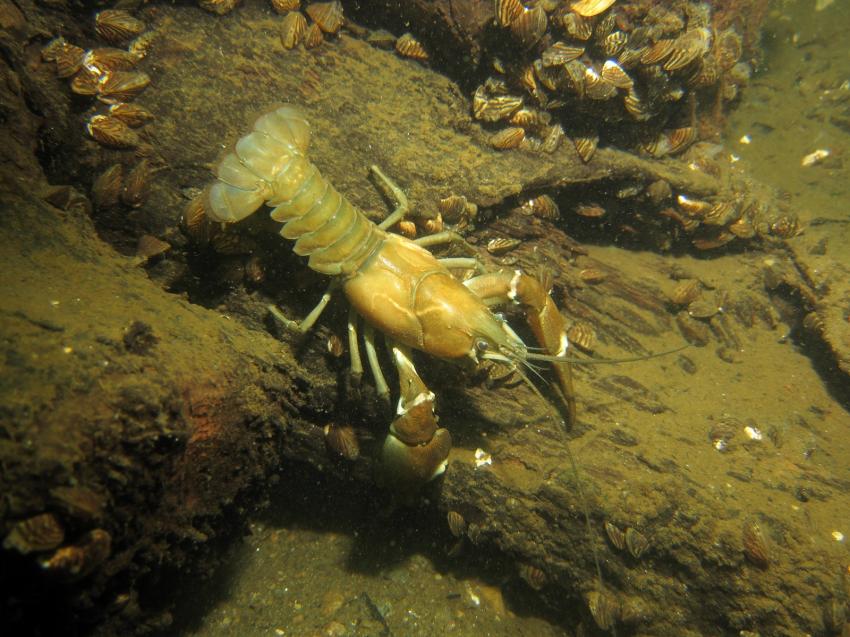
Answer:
top-left (198, 105), bottom-right (576, 488)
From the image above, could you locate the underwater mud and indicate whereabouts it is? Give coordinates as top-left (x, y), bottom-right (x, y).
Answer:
top-left (1, 0), bottom-right (849, 636)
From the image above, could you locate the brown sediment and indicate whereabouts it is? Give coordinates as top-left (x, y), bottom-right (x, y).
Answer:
top-left (0, 1), bottom-right (848, 636)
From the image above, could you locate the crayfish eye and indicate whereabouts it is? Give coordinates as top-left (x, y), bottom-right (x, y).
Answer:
top-left (474, 339), bottom-right (490, 353)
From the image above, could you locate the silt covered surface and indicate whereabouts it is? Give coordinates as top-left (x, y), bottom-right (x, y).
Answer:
top-left (0, 1), bottom-right (848, 636)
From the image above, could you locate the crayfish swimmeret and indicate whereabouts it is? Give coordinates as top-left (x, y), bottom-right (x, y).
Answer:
top-left (200, 105), bottom-right (578, 487)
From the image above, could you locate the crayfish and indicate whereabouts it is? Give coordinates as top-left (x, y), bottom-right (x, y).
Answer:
top-left (200, 105), bottom-right (578, 487)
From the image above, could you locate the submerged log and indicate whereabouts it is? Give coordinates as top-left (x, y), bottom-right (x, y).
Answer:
top-left (0, 2), bottom-right (847, 636)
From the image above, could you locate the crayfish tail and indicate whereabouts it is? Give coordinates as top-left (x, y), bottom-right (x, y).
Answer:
top-left (205, 105), bottom-right (313, 224)
top-left (253, 105), bottom-right (311, 155)
top-left (205, 181), bottom-right (266, 223)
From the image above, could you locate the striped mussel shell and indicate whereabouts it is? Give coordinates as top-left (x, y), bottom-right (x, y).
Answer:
top-left (742, 518), bottom-right (770, 568)
top-left (574, 134), bottom-right (598, 163)
top-left (600, 30), bottom-right (628, 56)
top-left (561, 11), bottom-right (594, 40)
top-left (324, 424), bottom-right (360, 460)
top-left (535, 194), bottom-right (563, 220)
top-left (84, 47), bottom-right (140, 74)
top-left (587, 589), bottom-right (621, 630)
top-left (41, 37), bottom-right (68, 62)
top-left (396, 220), bottom-right (417, 238)
top-left (495, 0), bottom-right (523, 27)
top-left (715, 29), bottom-right (743, 71)
top-left (728, 217), bottom-right (755, 239)
top-left (664, 27), bottom-right (711, 72)
top-left (108, 102), bottom-right (154, 127)
top-left (687, 298), bottom-right (719, 319)
top-left (563, 59), bottom-right (586, 96)
top-left (661, 85), bottom-right (685, 103)
top-left (642, 133), bottom-right (671, 158)
top-left (71, 68), bottom-right (103, 96)
top-left (616, 44), bottom-right (646, 69)
top-left (91, 163), bottom-right (124, 209)
top-left (40, 528), bottom-right (111, 580)
top-left (305, 1), bottom-right (344, 34)
top-left (640, 38), bottom-right (675, 65)
top-left (54, 43), bottom-right (85, 78)
top-left (50, 486), bottom-right (107, 522)
top-left (198, 0), bottom-right (239, 15)
top-left (540, 123), bottom-right (564, 153)
top-left (136, 235), bottom-right (170, 260)
top-left (702, 201), bottom-right (739, 226)
top-left (692, 231), bottom-right (736, 250)
top-left (509, 6), bottom-right (547, 48)
top-left (769, 215), bottom-right (803, 239)
top-left (720, 78), bottom-right (738, 101)
top-left (575, 203), bottom-right (605, 218)
top-left (803, 311), bottom-right (825, 335)
top-left (677, 194), bottom-right (712, 216)
top-left (518, 563), bottom-right (547, 590)
top-left (568, 321), bottom-right (596, 351)
top-left (447, 511), bottom-right (467, 538)
top-left (271, 0), bottom-right (300, 13)
top-left (487, 237), bottom-right (521, 255)
top-left (423, 214), bottom-right (443, 234)
top-left (729, 61), bottom-right (752, 85)
top-left (519, 135), bottom-right (542, 152)
top-left (593, 11), bottom-right (617, 39)
top-left (669, 279), bottom-right (701, 306)
top-left (519, 194), bottom-right (559, 219)
top-left (121, 158), bottom-right (150, 208)
top-left (472, 86), bottom-right (523, 122)
top-left (688, 57), bottom-right (719, 88)
top-left (584, 67), bottom-right (618, 100)
top-left (280, 11), bottom-right (307, 49)
top-left (604, 520), bottom-right (626, 550)
top-left (438, 194), bottom-right (469, 222)
top-left (600, 60), bottom-right (632, 89)
top-left (2, 513), bottom-right (65, 554)
top-left (534, 59), bottom-right (568, 92)
top-left (395, 33), bottom-right (429, 61)
top-left (541, 42), bottom-right (585, 67)
top-left (304, 23), bottom-right (324, 49)
top-left (95, 10), bottom-right (146, 45)
top-left (579, 267), bottom-right (607, 284)
top-left (87, 114), bottom-right (140, 149)
top-left (245, 256), bottom-right (266, 285)
top-left (823, 598), bottom-right (848, 634)
top-left (624, 527), bottom-right (649, 558)
top-left (484, 75), bottom-right (510, 94)
top-left (324, 333), bottom-right (344, 356)
top-left (97, 71), bottom-right (150, 104)
top-left (129, 31), bottom-right (156, 59)
top-left (571, 0), bottom-right (616, 18)
top-left (518, 65), bottom-right (543, 103)
top-left (183, 192), bottom-right (215, 242)
top-left (645, 178), bottom-right (672, 204)
top-left (509, 107), bottom-right (551, 129)
top-left (667, 126), bottom-right (698, 154)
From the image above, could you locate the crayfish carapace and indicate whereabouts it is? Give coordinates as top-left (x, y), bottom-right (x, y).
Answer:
top-left (200, 105), bottom-right (579, 488)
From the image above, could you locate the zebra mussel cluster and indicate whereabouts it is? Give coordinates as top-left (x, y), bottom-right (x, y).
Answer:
top-left (477, 0), bottom-right (750, 158)
top-left (42, 10), bottom-right (154, 151)
top-left (42, 8), bottom-right (160, 227)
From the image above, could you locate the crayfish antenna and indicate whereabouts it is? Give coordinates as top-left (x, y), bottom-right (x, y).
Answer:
top-left (514, 369), bottom-right (614, 636)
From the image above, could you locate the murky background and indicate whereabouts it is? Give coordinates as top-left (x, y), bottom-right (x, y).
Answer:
top-left (1, 0), bottom-right (849, 636)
